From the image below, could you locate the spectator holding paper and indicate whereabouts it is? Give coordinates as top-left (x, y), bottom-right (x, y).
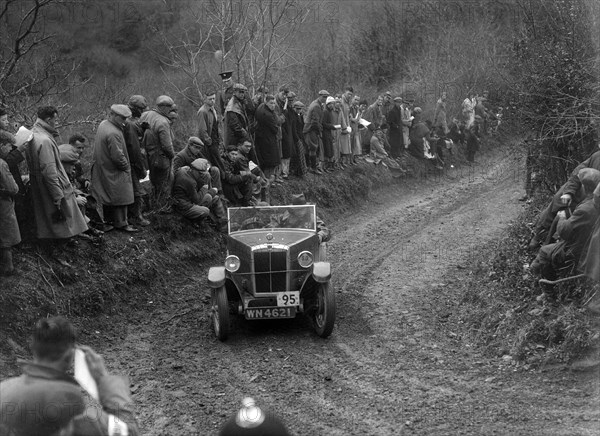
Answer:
top-left (0, 316), bottom-right (139, 436)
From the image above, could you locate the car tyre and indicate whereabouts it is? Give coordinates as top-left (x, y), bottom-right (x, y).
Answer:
top-left (312, 282), bottom-right (336, 338)
top-left (211, 286), bottom-right (230, 341)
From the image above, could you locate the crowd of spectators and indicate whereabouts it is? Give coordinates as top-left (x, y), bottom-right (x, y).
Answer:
top-left (0, 75), bottom-right (502, 275)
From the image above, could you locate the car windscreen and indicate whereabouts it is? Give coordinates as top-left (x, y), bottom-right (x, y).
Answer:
top-left (228, 205), bottom-right (317, 233)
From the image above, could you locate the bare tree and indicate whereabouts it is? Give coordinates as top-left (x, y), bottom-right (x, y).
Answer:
top-left (153, 0), bottom-right (309, 105)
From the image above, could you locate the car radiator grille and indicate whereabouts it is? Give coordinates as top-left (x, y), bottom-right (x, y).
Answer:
top-left (254, 249), bottom-right (287, 293)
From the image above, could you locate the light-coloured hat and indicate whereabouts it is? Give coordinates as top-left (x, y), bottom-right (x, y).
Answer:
top-left (393, 97), bottom-right (403, 102)
top-left (325, 96), bottom-right (336, 105)
top-left (156, 95), bottom-right (174, 107)
top-left (292, 101), bottom-right (305, 109)
top-left (110, 104), bottom-right (132, 118)
top-left (318, 90), bottom-right (330, 96)
top-left (188, 136), bottom-right (204, 146)
top-left (233, 83), bottom-right (248, 91)
top-left (190, 158), bottom-right (210, 171)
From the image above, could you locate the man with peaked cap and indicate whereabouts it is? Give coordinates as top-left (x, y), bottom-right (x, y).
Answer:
top-left (303, 90), bottom-right (329, 174)
top-left (124, 94), bottom-right (150, 226)
top-left (91, 104), bottom-right (138, 232)
top-left (217, 70), bottom-right (235, 118)
top-left (171, 157), bottom-right (227, 232)
top-left (530, 168), bottom-right (600, 280)
top-left (197, 89), bottom-right (226, 172)
top-left (140, 95), bottom-right (176, 203)
top-left (381, 90), bottom-right (393, 122)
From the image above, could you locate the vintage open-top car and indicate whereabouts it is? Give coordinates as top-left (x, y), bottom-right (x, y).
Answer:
top-left (207, 204), bottom-right (335, 341)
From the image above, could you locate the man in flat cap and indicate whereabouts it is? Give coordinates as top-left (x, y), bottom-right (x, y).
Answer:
top-left (124, 95), bottom-right (150, 226)
top-left (90, 104), bottom-right (138, 232)
top-left (26, 106), bottom-right (88, 248)
top-left (530, 168), bottom-right (600, 279)
top-left (173, 136), bottom-right (223, 195)
top-left (224, 83), bottom-right (251, 151)
top-left (140, 95), bottom-right (176, 203)
top-left (217, 71), bottom-right (234, 118)
top-left (197, 90), bottom-right (225, 173)
top-left (303, 90), bottom-right (329, 175)
top-left (172, 157), bottom-right (227, 232)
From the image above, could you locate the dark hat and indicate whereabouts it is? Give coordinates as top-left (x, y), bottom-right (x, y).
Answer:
top-left (190, 158), bottom-right (210, 171)
top-left (219, 398), bottom-right (291, 436)
top-left (291, 193), bottom-right (307, 205)
top-left (257, 85), bottom-right (269, 93)
top-left (128, 95), bottom-right (148, 110)
top-left (188, 136), bottom-right (204, 146)
top-left (292, 101), bottom-right (305, 109)
top-left (287, 91), bottom-right (296, 99)
top-left (219, 71), bottom-right (234, 80)
top-left (233, 83), bottom-right (248, 91)
top-left (318, 90), bottom-right (330, 96)
top-left (384, 91), bottom-right (392, 97)
top-left (413, 107), bottom-right (422, 114)
top-left (278, 85), bottom-right (289, 94)
top-left (110, 104), bottom-right (132, 118)
top-left (156, 95), bottom-right (174, 107)
top-left (226, 145), bottom-right (238, 152)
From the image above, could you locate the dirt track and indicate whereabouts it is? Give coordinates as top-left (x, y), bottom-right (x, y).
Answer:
top-left (91, 142), bottom-right (599, 435)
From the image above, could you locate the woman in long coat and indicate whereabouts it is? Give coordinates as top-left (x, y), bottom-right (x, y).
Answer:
top-left (254, 97), bottom-right (283, 179)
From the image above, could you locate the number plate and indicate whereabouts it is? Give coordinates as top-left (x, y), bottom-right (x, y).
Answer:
top-left (245, 307), bottom-right (296, 320)
top-left (277, 291), bottom-right (300, 306)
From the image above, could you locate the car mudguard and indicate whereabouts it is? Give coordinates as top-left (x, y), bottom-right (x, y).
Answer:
top-left (208, 266), bottom-right (226, 288)
top-left (312, 262), bottom-right (331, 283)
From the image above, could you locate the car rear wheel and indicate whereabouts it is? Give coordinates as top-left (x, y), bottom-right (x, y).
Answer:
top-left (312, 282), bottom-right (336, 338)
top-left (211, 286), bottom-right (230, 341)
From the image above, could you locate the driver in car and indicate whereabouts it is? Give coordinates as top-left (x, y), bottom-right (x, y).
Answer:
top-left (267, 194), bottom-right (330, 243)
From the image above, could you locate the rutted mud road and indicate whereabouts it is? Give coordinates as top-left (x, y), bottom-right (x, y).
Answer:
top-left (93, 144), bottom-right (598, 435)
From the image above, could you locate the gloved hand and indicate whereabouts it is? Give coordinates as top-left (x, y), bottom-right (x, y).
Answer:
top-left (560, 193), bottom-right (572, 206)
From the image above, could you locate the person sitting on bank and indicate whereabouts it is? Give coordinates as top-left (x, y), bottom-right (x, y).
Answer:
top-left (221, 145), bottom-right (259, 207)
top-left (172, 158), bottom-right (227, 232)
top-left (173, 136), bottom-right (223, 195)
top-left (529, 168), bottom-right (600, 280)
top-left (0, 316), bottom-right (139, 436)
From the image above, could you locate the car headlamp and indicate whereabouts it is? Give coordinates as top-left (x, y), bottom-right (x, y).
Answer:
top-left (225, 255), bottom-right (241, 272)
top-left (297, 251), bottom-right (314, 268)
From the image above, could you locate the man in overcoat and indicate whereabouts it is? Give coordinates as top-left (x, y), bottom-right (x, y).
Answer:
top-left (255, 95), bottom-right (284, 179)
top-left (26, 106), bottom-right (88, 241)
top-left (387, 97), bottom-right (404, 158)
top-left (91, 104), bottom-right (137, 232)
top-left (140, 95), bottom-right (176, 201)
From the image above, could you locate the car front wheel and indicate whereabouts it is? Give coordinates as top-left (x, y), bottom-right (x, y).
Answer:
top-left (312, 282), bottom-right (336, 338)
top-left (211, 286), bottom-right (230, 341)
